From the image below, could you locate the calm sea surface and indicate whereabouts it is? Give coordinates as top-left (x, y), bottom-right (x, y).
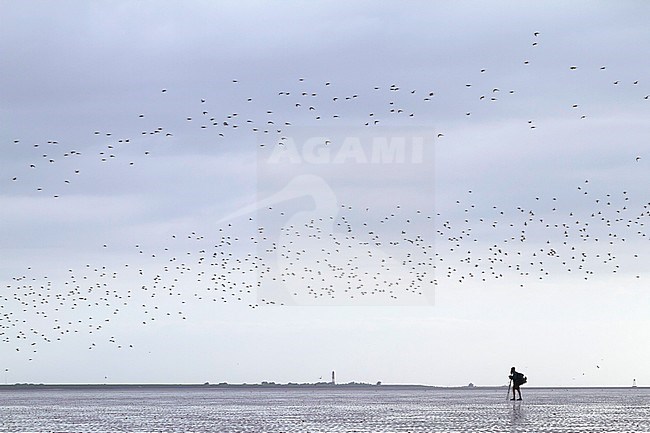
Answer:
top-left (0, 387), bottom-right (649, 433)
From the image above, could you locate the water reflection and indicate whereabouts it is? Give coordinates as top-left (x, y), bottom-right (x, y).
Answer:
top-left (510, 400), bottom-right (525, 430)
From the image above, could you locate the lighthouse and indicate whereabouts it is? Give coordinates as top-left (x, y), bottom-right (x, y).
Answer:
top-left (331, 370), bottom-right (336, 385)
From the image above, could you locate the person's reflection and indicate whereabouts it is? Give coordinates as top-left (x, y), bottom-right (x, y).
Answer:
top-left (510, 400), bottom-right (524, 429)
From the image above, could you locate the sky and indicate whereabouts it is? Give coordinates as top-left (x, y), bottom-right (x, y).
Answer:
top-left (1, 1), bottom-right (649, 387)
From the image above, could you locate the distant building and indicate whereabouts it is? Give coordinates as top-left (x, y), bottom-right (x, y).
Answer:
top-left (331, 371), bottom-right (336, 385)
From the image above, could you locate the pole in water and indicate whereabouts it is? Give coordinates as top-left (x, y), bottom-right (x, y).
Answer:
top-left (506, 379), bottom-right (512, 400)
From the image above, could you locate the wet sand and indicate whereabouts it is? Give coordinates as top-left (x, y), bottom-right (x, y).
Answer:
top-left (1, 387), bottom-right (648, 432)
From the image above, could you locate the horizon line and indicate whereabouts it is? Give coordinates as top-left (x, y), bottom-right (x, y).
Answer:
top-left (0, 382), bottom-right (644, 390)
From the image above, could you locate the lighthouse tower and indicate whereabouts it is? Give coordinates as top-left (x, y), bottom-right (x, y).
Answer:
top-left (331, 370), bottom-right (336, 385)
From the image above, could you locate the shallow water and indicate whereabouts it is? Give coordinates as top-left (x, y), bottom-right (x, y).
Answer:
top-left (0, 387), bottom-right (649, 433)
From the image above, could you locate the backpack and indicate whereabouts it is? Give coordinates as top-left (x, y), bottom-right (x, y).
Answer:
top-left (515, 372), bottom-right (527, 385)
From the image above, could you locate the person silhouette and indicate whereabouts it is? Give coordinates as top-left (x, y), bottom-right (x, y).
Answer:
top-left (509, 367), bottom-right (526, 400)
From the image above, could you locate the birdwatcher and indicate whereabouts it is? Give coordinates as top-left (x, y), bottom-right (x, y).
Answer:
top-left (509, 367), bottom-right (527, 400)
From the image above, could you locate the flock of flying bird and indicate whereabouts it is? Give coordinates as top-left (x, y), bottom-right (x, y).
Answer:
top-left (2, 31), bottom-right (649, 361)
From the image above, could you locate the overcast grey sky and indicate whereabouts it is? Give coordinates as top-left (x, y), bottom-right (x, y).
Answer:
top-left (1, 1), bottom-right (650, 387)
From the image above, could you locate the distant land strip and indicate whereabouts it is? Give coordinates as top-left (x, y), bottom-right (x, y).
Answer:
top-left (0, 383), bottom-right (645, 391)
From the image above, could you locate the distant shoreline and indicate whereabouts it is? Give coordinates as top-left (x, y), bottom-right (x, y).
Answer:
top-left (0, 383), bottom-right (645, 391)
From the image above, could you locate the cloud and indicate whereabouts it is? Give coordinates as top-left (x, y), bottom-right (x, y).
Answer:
top-left (1, 1), bottom-right (650, 386)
